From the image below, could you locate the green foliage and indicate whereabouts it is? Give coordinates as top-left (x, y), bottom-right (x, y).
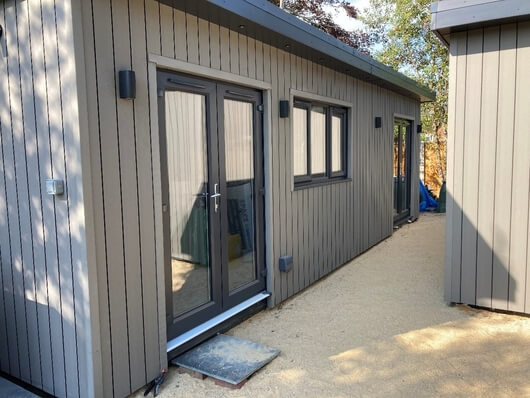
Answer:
top-left (268, 0), bottom-right (373, 53)
top-left (363, 0), bottom-right (448, 139)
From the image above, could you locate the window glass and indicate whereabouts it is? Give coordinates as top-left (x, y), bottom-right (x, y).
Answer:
top-left (311, 106), bottom-right (326, 175)
top-left (293, 107), bottom-right (308, 176)
top-left (331, 114), bottom-right (343, 173)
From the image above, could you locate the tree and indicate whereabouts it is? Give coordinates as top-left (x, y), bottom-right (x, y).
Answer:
top-left (363, 0), bottom-right (448, 193)
top-left (269, 0), bottom-right (373, 53)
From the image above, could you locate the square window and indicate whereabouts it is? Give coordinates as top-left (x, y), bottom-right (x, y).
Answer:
top-left (293, 99), bottom-right (348, 187)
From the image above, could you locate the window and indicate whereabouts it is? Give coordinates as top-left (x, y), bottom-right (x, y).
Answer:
top-left (293, 99), bottom-right (347, 187)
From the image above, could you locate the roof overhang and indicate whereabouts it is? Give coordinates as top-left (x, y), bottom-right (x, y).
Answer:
top-left (431, 0), bottom-right (530, 46)
top-left (158, 0), bottom-right (435, 102)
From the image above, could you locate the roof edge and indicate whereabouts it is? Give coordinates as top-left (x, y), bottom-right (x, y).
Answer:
top-left (431, 0), bottom-right (530, 43)
top-left (161, 0), bottom-right (436, 102)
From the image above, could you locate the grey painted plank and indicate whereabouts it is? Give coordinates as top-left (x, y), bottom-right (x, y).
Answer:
top-left (26, 0), bottom-right (55, 391)
top-left (492, 24), bottom-right (517, 311)
top-left (198, 17), bottom-right (209, 67)
top-left (209, 22), bottom-right (221, 70)
top-left (354, 80), bottom-right (361, 256)
top-left (145, 0), bottom-right (160, 55)
top-left (229, 28), bottom-right (239, 75)
top-left (0, 1), bottom-right (19, 378)
top-left (368, 84), bottom-right (376, 247)
top-left (508, 21), bottom-right (530, 313)
top-left (219, 26), bottom-right (230, 72)
top-left (444, 33), bottom-right (458, 302)
top-left (58, 0), bottom-right (94, 392)
top-left (451, 32), bottom-right (468, 303)
top-left (460, 29), bottom-right (483, 305)
top-left (277, 49), bottom-right (287, 301)
top-left (159, 3), bottom-right (174, 58)
top-left (112, 0), bottom-right (147, 389)
top-left (174, 9), bottom-right (187, 61)
top-left (247, 37), bottom-right (256, 80)
top-left (476, 26), bottom-right (499, 308)
top-left (284, 51), bottom-right (293, 298)
top-left (0, 97), bottom-right (10, 375)
top-left (4, 0), bottom-right (32, 384)
top-left (80, 0), bottom-right (113, 395)
top-left (129, 0), bottom-right (161, 381)
top-left (269, 45), bottom-right (281, 304)
top-left (92, 0), bottom-right (131, 394)
top-left (186, 13), bottom-right (199, 64)
top-left (41, 0), bottom-right (71, 394)
top-left (238, 33), bottom-right (248, 77)
top-left (14, 0), bottom-right (43, 387)
top-left (255, 39), bottom-right (263, 81)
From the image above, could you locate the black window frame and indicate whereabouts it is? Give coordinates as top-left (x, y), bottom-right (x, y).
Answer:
top-left (293, 99), bottom-right (348, 187)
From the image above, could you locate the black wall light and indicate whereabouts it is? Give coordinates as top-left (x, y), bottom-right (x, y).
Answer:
top-left (0, 25), bottom-right (3, 40)
top-left (417, 124), bottom-right (422, 134)
top-left (279, 100), bottom-right (289, 118)
top-left (375, 116), bottom-right (382, 128)
top-left (119, 70), bottom-right (136, 100)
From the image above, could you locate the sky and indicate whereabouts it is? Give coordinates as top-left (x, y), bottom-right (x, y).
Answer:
top-left (322, 0), bottom-right (371, 31)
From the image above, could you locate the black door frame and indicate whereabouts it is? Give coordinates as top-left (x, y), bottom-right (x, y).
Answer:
top-left (157, 70), bottom-right (266, 341)
top-left (216, 84), bottom-right (267, 309)
top-left (393, 118), bottom-right (412, 225)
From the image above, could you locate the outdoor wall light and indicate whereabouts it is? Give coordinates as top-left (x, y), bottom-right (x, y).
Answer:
top-left (279, 100), bottom-right (289, 118)
top-left (0, 25), bottom-right (3, 40)
top-left (417, 124), bottom-right (423, 133)
top-left (375, 116), bottom-right (382, 128)
top-left (119, 70), bottom-right (136, 100)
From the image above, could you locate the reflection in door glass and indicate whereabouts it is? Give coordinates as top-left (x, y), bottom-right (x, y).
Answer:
top-left (224, 99), bottom-right (257, 292)
top-left (165, 91), bottom-right (211, 318)
top-left (393, 124), bottom-right (400, 215)
top-left (400, 124), bottom-right (408, 210)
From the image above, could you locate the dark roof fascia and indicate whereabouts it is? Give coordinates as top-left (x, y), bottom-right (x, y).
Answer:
top-left (431, 0), bottom-right (530, 45)
top-left (159, 0), bottom-right (435, 102)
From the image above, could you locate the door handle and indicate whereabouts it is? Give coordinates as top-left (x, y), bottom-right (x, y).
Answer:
top-left (210, 183), bottom-right (221, 212)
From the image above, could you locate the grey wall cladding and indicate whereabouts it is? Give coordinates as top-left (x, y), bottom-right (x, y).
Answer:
top-left (80, 1), bottom-right (421, 396)
top-left (0, 0), bottom-right (92, 397)
top-left (445, 23), bottom-right (530, 313)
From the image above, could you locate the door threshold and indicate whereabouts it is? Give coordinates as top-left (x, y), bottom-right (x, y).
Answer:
top-left (167, 292), bottom-right (270, 353)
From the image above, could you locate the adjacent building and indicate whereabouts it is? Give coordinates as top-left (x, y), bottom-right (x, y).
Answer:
top-left (431, 0), bottom-right (530, 314)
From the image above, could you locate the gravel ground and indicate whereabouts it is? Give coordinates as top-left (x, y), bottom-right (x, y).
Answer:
top-left (133, 213), bottom-right (530, 398)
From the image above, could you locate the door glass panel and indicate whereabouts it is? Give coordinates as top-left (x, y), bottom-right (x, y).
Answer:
top-left (224, 99), bottom-right (257, 291)
top-left (311, 107), bottom-right (326, 174)
top-left (165, 91), bottom-right (211, 318)
top-left (293, 107), bottom-right (308, 176)
top-left (393, 124), bottom-right (399, 215)
top-left (331, 114), bottom-right (342, 172)
top-left (400, 125), bottom-right (408, 212)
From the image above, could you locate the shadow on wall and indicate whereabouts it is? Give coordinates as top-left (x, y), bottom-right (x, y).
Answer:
top-left (0, 0), bottom-right (88, 397)
top-left (447, 194), bottom-right (525, 312)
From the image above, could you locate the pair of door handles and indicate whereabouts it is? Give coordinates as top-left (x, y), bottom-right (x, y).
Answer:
top-left (196, 183), bottom-right (221, 212)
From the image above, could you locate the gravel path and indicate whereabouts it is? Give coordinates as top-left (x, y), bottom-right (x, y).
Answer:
top-left (133, 213), bottom-right (530, 398)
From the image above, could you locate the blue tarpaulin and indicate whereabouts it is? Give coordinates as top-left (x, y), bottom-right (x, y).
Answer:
top-left (419, 180), bottom-right (438, 212)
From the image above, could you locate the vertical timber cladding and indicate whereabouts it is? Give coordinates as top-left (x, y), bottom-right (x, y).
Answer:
top-left (446, 23), bottom-right (530, 313)
top-left (81, 0), bottom-right (421, 396)
top-left (0, 0), bottom-right (92, 397)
